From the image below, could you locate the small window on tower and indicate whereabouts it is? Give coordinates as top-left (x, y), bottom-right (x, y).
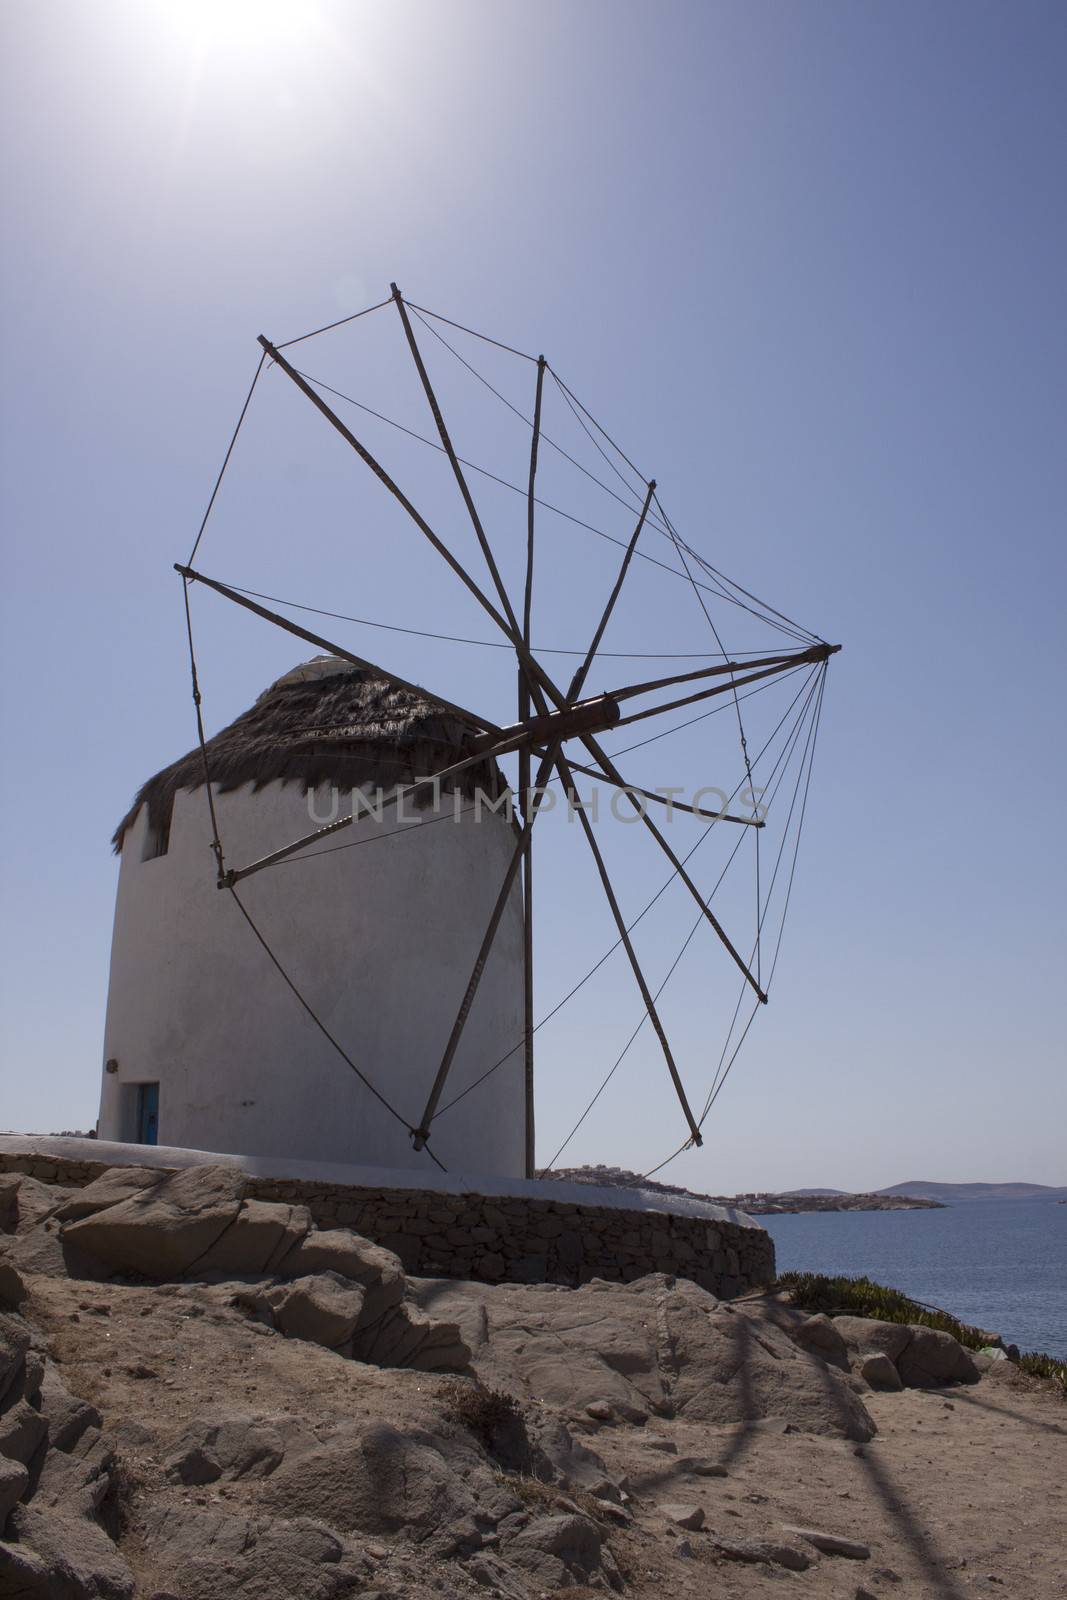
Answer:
top-left (141, 800), bottom-right (173, 861)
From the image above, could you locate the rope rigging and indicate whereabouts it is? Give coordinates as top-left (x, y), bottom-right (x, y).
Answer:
top-left (434, 661), bottom-right (822, 1127)
top-left (287, 359), bottom-right (808, 629)
top-left (538, 662), bottom-right (826, 1174)
top-left (640, 663), bottom-right (828, 1182)
top-left (180, 569), bottom-right (448, 1172)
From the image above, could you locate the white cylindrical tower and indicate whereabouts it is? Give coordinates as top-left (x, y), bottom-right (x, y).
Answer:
top-left (99, 657), bottom-right (527, 1177)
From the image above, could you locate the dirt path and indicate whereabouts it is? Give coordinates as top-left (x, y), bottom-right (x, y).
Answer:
top-left (584, 1372), bottom-right (1067, 1598)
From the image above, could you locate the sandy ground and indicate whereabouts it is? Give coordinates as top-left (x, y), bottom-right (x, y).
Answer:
top-left (21, 1270), bottom-right (1067, 1600)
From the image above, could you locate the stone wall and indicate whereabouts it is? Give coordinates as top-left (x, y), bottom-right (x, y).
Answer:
top-left (0, 1150), bottom-right (774, 1297)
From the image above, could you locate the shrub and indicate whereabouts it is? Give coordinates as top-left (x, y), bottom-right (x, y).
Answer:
top-left (1017, 1350), bottom-right (1067, 1395)
top-left (440, 1381), bottom-right (524, 1446)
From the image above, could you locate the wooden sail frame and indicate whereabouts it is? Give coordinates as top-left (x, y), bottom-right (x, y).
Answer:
top-left (179, 288), bottom-right (838, 1176)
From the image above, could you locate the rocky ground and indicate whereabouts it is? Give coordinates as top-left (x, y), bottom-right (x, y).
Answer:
top-left (1, 1163), bottom-right (1064, 1600)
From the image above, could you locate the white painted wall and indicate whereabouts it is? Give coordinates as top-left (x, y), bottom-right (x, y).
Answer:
top-left (98, 779), bottom-right (527, 1176)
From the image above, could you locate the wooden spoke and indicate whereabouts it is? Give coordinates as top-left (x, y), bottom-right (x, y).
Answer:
top-left (610, 654), bottom-right (830, 730)
top-left (567, 481), bottom-right (655, 703)
top-left (521, 356), bottom-right (546, 1177)
top-left (257, 337), bottom-right (521, 647)
top-left (536, 756), bottom-right (764, 827)
top-left (553, 751), bottom-right (703, 1147)
top-left (393, 285), bottom-right (523, 638)
top-left (577, 731), bottom-right (768, 1004)
top-left (176, 563), bottom-right (498, 736)
top-left (412, 739), bottom-right (562, 1149)
top-left (606, 644), bottom-right (830, 707)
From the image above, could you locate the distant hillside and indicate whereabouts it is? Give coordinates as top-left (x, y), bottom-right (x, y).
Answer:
top-left (547, 1168), bottom-right (940, 1213)
top-left (879, 1180), bottom-right (1067, 1203)
top-left (780, 1188), bottom-right (848, 1197)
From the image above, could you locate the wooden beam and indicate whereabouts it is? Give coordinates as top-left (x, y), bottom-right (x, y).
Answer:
top-left (412, 739), bottom-right (562, 1149)
top-left (257, 335), bottom-right (521, 647)
top-left (538, 757), bottom-right (764, 827)
top-left (612, 656), bottom-right (820, 730)
top-left (567, 481), bottom-right (655, 703)
top-left (553, 751), bottom-right (703, 1147)
top-left (470, 693), bottom-right (620, 755)
top-left (578, 728), bottom-right (768, 1004)
top-left (521, 356), bottom-right (546, 1179)
top-left (606, 644), bottom-right (828, 707)
top-left (175, 564), bottom-right (498, 736)
top-left (392, 284), bottom-right (523, 639)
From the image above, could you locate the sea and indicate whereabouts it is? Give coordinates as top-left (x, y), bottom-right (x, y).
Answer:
top-left (760, 1199), bottom-right (1067, 1360)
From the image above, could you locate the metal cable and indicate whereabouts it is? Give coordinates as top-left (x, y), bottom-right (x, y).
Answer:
top-left (639, 665), bottom-right (828, 1181)
top-left (287, 361), bottom-right (804, 622)
top-left (545, 666), bottom-right (823, 1174)
top-left (180, 557), bottom-right (442, 1166)
top-left (433, 663), bottom-right (820, 1123)
top-left (216, 578), bottom-right (804, 661)
top-left (275, 297), bottom-right (392, 350)
top-left (187, 352), bottom-right (267, 564)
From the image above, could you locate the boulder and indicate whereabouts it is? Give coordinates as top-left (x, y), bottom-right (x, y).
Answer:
top-left (38, 1366), bottom-right (102, 1452)
top-left (4, 1218), bottom-right (102, 1281)
top-left (406, 1274), bottom-right (876, 1440)
top-left (670, 1283), bottom-right (876, 1440)
top-left (20, 1351), bottom-right (45, 1407)
top-left (279, 1230), bottom-right (405, 1322)
top-left (3, 1503), bottom-right (135, 1598)
top-left (675, 1456), bottom-right (728, 1477)
top-left (260, 1273), bottom-right (365, 1349)
top-left (259, 1420), bottom-right (479, 1537)
top-left (0, 1312), bottom-right (31, 1406)
top-left (782, 1524), bottom-right (871, 1559)
top-left (192, 1201), bottom-right (312, 1276)
top-left (0, 1260), bottom-right (27, 1310)
top-left (897, 1325), bottom-right (979, 1387)
top-left (527, 1414), bottom-right (618, 1499)
top-left (2, 1175), bottom-right (75, 1236)
top-left (0, 1454), bottom-right (28, 1527)
top-left (63, 1165), bottom-right (245, 1278)
top-left (713, 1537), bottom-right (811, 1569)
top-left (858, 1351), bottom-right (903, 1391)
top-left (33, 1433), bottom-right (117, 1519)
top-left (505, 1511), bottom-right (614, 1589)
top-left (832, 1316), bottom-right (911, 1364)
top-left (464, 1550), bottom-right (537, 1599)
top-left (788, 1312), bottom-right (850, 1371)
top-left (352, 1301), bottom-right (470, 1372)
top-left (660, 1503), bottom-right (705, 1530)
top-left (0, 1541), bottom-right (57, 1597)
top-left (139, 1506), bottom-right (372, 1600)
top-left (0, 1399), bottom-right (48, 1467)
top-left (165, 1417), bottom-right (287, 1485)
top-left (833, 1316), bottom-right (979, 1387)
top-left (0, 1176), bottom-right (20, 1232)
top-left (52, 1167), bottom-right (163, 1223)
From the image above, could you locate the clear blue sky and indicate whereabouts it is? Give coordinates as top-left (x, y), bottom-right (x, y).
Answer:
top-left (2, 0), bottom-right (1064, 1192)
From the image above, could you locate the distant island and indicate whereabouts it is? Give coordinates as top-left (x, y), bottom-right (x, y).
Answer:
top-left (877, 1179), bottom-right (1067, 1203)
top-left (548, 1166), bottom-right (943, 1213)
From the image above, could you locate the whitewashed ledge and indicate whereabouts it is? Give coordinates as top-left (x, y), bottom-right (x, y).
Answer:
top-left (0, 1132), bottom-right (763, 1232)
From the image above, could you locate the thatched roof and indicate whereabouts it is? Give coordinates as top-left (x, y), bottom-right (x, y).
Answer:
top-left (112, 657), bottom-right (505, 852)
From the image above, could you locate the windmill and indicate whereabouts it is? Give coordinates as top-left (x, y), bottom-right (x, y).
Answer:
top-left (166, 285), bottom-right (838, 1180)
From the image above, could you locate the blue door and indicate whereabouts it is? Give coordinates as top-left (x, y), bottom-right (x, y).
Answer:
top-left (137, 1082), bottom-right (159, 1145)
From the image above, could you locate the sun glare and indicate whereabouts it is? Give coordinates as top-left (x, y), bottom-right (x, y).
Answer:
top-left (156, 0), bottom-right (320, 61)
